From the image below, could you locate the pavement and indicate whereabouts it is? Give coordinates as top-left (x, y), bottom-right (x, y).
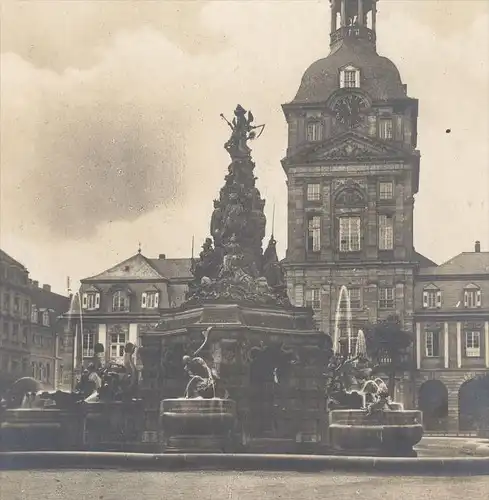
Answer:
top-left (1, 469), bottom-right (488, 500)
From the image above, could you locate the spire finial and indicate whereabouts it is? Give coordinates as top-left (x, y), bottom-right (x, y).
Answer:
top-left (138, 242), bottom-right (142, 254)
top-left (271, 202), bottom-right (276, 239)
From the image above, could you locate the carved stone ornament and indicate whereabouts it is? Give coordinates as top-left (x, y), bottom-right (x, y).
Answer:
top-left (318, 141), bottom-right (387, 160)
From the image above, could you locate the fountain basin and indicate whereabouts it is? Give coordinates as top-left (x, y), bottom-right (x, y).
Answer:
top-left (161, 398), bottom-right (236, 453)
top-left (0, 409), bottom-right (82, 451)
top-left (329, 409), bottom-right (423, 456)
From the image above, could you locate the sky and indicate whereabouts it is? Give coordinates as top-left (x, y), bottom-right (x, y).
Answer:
top-left (1, 0), bottom-right (488, 295)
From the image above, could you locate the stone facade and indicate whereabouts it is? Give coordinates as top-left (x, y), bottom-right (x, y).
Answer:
top-left (0, 249), bottom-right (70, 394)
top-left (281, 0), bottom-right (420, 409)
top-left (414, 245), bottom-right (489, 432)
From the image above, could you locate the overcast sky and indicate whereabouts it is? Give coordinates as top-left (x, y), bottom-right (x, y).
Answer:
top-left (1, 0), bottom-right (488, 294)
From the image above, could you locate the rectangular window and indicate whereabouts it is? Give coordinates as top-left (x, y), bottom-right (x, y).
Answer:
top-left (344, 70), bottom-right (357, 88)
top-left (379, 118), bottom-right (393, 140)
top-left (464, 289), bottom-right (481, 309)
top-left (84, 292), bottom-right (100, 310)
top-left (465, 331), bottom-right (481, 357)
top-left (146, 292), bottom-right (159, 309)
top-left (339, 217), bottom-right (361, 252)
top-left (378, 214), bottom-right (394, 250)
top-left (3, 294), bottom-right (10, 312)
top-left (307, 215), bottom-right (321, 253)
top-left (22, 327), bottom-right (28, 345)
top-left (425, 331), bottom-right (440, 357)
top-left (14, 296), bottom-right (20, 313)
top-left (339, 287), bottom-right (362, 310)
top-left (305, 288), bottom-right (321, 310)
top-left (423, 290), bottom-right (441, 309)
top-left (379, 182), bottom-right (393, 200)
top-left (1, 321), bottom-right (9, 340)
top-left (294, 284), bottom-right (304, 307)
top-left (23, 300), bottom-right (30, 318)
top-left (42, 311), bottom-right (50, 327)
top-left (379, 287), bottom-right (395, 309)
top-left (82, 332), bottom-right (95, 357)
top-left (306, 183), bottom-right (321, 202)
top-left (306, 122), bottom-right (323, 142)
top-left (31, 305), bottom-right (38, 323)
top-left (110, 333), bottom-right (126, 361)
top-left (12, 323), bottom-right (19, 342)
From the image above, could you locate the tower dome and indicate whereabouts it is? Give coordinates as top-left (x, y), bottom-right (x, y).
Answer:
top-left (292, 0), bottom-right (407, 104)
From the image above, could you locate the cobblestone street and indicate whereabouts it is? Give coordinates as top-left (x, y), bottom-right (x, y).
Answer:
top-left (1, 470), bottom-right (488, 500)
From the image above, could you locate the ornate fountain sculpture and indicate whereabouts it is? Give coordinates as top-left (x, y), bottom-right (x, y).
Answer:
top-left (161, 327), bottom-right (236, 453)
top-left (326, 329), bottom-right (423, 456)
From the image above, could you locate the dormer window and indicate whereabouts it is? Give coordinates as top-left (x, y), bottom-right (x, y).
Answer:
top-left (340, 65), bottom-right (360, 89)
top-left (306, 121), bottom-right (323, 142)
top-left (141, 290), bottom-right (160, 309)
top-left (82, 290), bottom-right (101, 311)
top-left (423, 285), bottom-right (442, 309)
top-left (464, 284), bottom-right (482, 309)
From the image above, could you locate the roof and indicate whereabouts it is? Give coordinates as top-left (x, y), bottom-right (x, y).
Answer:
top-left (30, 286), bottom-right (70, 313)
top-left (0, 249), bottom-right (27, 271)
top-left (148, 258), bottom-right (192, 280)
top-left (292, 38), bottom-right (407, 104)
top-left (83, 253), bottom-right (192, 282)
top-left (414, 251), bottom-right (438, 268)
top-left (419, 252), bottom-right (489, 277)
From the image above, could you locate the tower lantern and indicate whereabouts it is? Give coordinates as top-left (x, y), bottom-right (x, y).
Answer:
top-left (330, 0), bottom-right (378, 49)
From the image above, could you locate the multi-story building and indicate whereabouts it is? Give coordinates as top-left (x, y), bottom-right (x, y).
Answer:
top-left (70, 251), bottom-right (191, 375)
top-left (29, 281), bottom-right (71, 391)
top-left (414, 241), bottom-right (489, 432)
top-left (281, 0), bottom-right (423, 406)
top-left (0, 250), bottom-right (32, 394)
top-left (0, 250), bottom-right (70, 394)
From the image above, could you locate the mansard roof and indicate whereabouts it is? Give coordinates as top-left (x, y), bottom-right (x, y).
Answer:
top-left (418, 252), bottom-right (489, 277)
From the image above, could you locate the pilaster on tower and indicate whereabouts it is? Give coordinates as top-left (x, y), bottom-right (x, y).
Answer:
top-left (330, 0), bottom-right (378, 50)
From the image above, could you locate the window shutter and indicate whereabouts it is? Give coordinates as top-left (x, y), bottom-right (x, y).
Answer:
top-left (141, 292), bottom-right (147, 309)
top-left (422, 291), bottom-right (428, 308)
top-left (82, 293), bottom-right (88, 309)
top-left (339, 70), bottom-right (345, 88)
top-left (154, 292), bottom-right (160, 308)
top-left (95, 293), bottom-right (100, 309)
top-left (463, 291), bottom-right (468, 308)
top-left (476, 289), bottom-right (482, 307)
top-left (355, 69), bottom-right (361, 88)
top-left (436, 291), bottom-right (442, 308)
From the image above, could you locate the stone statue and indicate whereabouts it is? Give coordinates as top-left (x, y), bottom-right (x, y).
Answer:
top-left (221, 104), bottom-right (265, 158)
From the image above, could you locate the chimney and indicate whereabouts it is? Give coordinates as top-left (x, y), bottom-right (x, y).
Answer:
top-left (42, 284), bottom-right (51, 292)
top-left (33, 280), bottom-right (39, 288)
top-left (159, 254), bottom-right (166, 259)
top-left (475, 241), bottom-right (481, 253)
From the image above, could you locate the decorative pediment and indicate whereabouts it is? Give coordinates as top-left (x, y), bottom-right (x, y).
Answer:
top-left (84, 253), bottom-right (165, 282)
top-left (285, 132), bottom-right (408, 164)
top-left (423, 283), bottom-right (440, 291)
top-left (464, 283), bottom-right (480, 290)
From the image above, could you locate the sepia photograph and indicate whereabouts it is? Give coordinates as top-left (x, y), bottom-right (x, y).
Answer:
top-left (0, 0), bottom-right (488, 498)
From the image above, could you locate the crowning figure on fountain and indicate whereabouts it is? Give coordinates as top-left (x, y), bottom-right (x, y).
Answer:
top-left (186, 105), bottom-right (290, 308)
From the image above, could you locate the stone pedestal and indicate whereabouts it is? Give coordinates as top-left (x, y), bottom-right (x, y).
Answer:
top-left (160, 398), bottom-right (236, 452)
top-left (83, 400), bottom-right (144, 451)
top-left (0, 408), bottom-right (82, 451)
top-left (329, 408), bottom-right (423, 456)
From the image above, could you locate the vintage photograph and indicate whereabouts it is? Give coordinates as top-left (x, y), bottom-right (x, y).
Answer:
top-left (1, 0), bottom-right (488, 497)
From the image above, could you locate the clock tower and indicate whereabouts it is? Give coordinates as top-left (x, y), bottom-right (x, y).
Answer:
top-left (282, 0), bottom-right (419, 403)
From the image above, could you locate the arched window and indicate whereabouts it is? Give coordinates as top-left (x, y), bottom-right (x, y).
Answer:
top-left (112, 290), bottom-right (130, 312)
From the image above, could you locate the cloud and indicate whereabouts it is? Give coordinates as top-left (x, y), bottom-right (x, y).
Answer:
top-left (1, 0), bottom-right (488, 293)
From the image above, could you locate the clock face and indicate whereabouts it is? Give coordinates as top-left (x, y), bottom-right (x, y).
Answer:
top-left (333, 94), bottom-right (369, 128)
